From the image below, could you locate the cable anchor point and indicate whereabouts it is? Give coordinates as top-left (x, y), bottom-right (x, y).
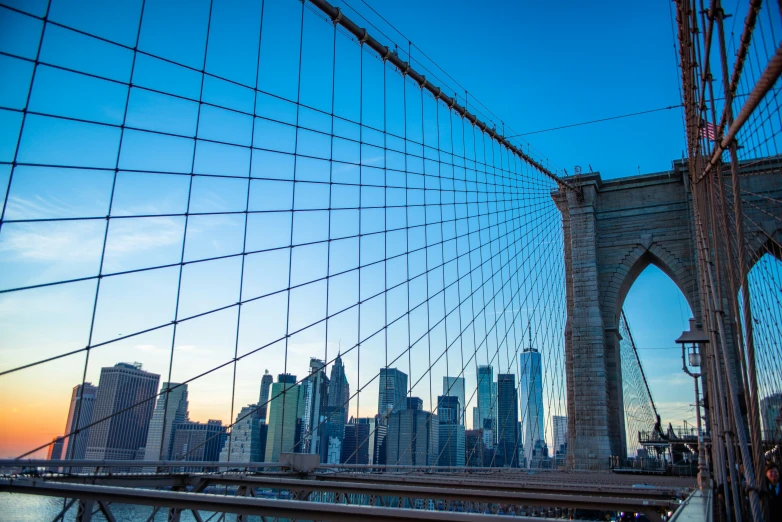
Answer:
top-left (331, 7), bottom-right (342, 26)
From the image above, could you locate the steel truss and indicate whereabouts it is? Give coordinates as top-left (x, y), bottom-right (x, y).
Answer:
top-left (0, 470), bottom-right (685, 522)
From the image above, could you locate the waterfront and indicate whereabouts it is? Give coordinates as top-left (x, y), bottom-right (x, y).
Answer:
top-left (0, 493), bottom-right (268, 521)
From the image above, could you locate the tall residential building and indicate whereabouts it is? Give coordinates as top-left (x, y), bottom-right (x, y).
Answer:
top-left (437, 395), bottom-right (465, 467)
top-left (553, 415), bottom-right (568, 453)
top-left (328, 353), bottom-right (350, 425)
top-left (378, 368), bottom-right (408, 420)
top-left (520, 347), bottom-right (544, 467)
top-left (171, 420), bottom-right (226, 470)
top-left (61, 382), bottom-right (98, 463)
top-left (300, 358), bottom-right (329, 455)
top-left (760, 393), bottom-right (782, 442)
top-left (143, 383), bottom-right (189, 463)
top-left (442, 376), bottom-right (466, 425)
top-left (476, 365), bottom-right (494, 431)
top-left (84, 363), bottom-right (160, 462)
top-left (386, 401), bottom-right (439, 466)
top-left (219, 405), bottom-right (262, 464)
top-left (342, 419), bottom-right (371, 464)
top-left (265, 374), bottom-right (304, 462)
top-left (496, 373), bottom-right (518, 467)
top-left (258, 370), bottom-right (273, 423)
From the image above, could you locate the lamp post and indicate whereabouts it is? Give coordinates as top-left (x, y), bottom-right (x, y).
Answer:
top-left (675, 318), bottom-right (711, 489)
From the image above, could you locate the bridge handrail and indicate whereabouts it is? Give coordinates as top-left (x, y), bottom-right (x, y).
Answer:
top-left (668, 486), bottom-right (711, 522)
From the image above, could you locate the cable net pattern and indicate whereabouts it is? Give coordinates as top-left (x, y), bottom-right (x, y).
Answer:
top-left (701, 1), bottom-right (782, 437)
top-left (0, 0), bottom-right (568, 470)
top-left (674, 0), bottom-right (781, 519)
top-left (619, 310), bottom-right (657, 458)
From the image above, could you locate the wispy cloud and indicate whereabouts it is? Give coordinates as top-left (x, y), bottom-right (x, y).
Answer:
top-left (134, 343), bottom-right (212, 355)
top-left (0, 221), bottom-right (103, 262)
top-left (0, 216), bottom-right (183, 264)
top-left (5, 194), bottom-right (90, 220)
top-left (1, 190), bottom-right (184, 268)
top-left (648, 374), bottom-right (691, 386)
top-left (135, 344), bottom-right (161, 353)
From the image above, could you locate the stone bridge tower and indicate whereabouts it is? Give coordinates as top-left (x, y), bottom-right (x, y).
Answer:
top-left (552, 159), bottom-right (782, 470)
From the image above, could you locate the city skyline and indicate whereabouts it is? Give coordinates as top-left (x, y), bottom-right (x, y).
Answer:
top-left (37, 322), bottom-right (782, 468)
top-left (1, 0), bottom-right (774, 472)
top-left (40, 353), bottom-right (575, 467)
top-left (30, 296), bottom-right (697, 465)
top-left (519, 347), bottom-right (544, 467)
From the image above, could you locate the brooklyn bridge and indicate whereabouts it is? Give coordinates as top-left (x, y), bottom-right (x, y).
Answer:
top-left (0, 0), bottom-right (780, 520)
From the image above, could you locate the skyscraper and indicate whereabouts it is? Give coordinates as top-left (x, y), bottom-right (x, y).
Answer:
top-left (520, 347), bottom-right (544, 467)
top-left (47, 437), bottom-right (64, 471)
top-left (61, 382), bottom-right (98, 463)
top-left (219, 405), bottom-right (262, 464)
top-left (553, 416), bottom-right (568, 467)
top-left (476, 365), bottom-right (493, 431)
top-left (442, 376), bottom-right (466, 425)
top-left (361, 416), bottom-right (378, 465)
top-left (342, 418), bottom-right (371, 464)
top-left (492, 381), bottom-right (498, 437)
top-left (386, 405), bottom-right (439, 466)
top-left (319, 405), bottom-right (345, 464)
top-left (172, 420), bottom-right (226, 470)
top-left (258, 423), bottom-right (268, 462)
top-left (84, 363), bottom-right (160, 463)
top-left (258, 370), bottom-right (273, 423)
top-left (465, 429), bottom-right (485, 467)
top-left (300, 358), bottom-right (329, 455)
top-left (265, 374), bottom-right (304, 462)
top-left (406, 396), bottom-right (423, 411)
top-left (143, 383), bottom-right (189, 463)
top-left (437, 395), bottom-right (460, 424)
top-left (328, 353), bottom-right (350, 425)
top-left (553, 415), bottom-right (567, 453)
top-left (760, 393), bottom-right (782, 442)
top-left (437, 395), bottom-right (465, 467)
top-left (378, 368), bottom-right (407, 420)
top-left (496, 373), bottom-right (518, 467)
top-left (373, 417), bottom-right (388, 465)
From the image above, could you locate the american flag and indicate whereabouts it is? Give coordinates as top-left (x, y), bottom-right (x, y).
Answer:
top-left (699, 121), bottom-right (716, 141)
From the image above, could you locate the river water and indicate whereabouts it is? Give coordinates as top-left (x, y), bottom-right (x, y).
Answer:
top-left (0, 494), bottom-right (270, 521)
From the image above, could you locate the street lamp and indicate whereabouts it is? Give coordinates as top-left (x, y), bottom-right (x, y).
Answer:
top-left (675, 318), bottom-right (710, 489)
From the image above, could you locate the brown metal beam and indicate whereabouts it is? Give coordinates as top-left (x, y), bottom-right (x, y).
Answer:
top-left (0, 478), bottom-right (622, 522)
top-left (698, 44), bottom-right (782, 181)
top-left (197, 475), bottom-right (676, 515)
top-left (32, 470), bottom-right (690, 500)
top-left (311, 472), bottom-right (689, 499)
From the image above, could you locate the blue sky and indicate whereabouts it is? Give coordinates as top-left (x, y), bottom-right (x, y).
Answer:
top-left (0, 0), bottom-right (778, 459)
top-left (347, 0), bottom-right (689, 178)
